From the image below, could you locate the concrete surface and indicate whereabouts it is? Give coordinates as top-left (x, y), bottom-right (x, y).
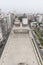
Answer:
top-left (0, 26), bottom-right (39, 65)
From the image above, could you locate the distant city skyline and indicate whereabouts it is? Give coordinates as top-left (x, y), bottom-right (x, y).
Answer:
top-left (0, 0), bottom-right (43, 13)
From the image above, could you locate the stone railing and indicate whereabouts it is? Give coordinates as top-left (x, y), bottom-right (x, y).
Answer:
top-left (29, 30), bottom-right (43, 65)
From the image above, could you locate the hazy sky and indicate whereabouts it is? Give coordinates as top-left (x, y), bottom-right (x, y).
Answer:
top-left (0, 0), bottom-right (43, 13)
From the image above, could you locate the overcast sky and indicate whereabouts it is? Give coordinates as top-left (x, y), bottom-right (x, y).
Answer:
top-left (0, 0), bottom-right (43, 13)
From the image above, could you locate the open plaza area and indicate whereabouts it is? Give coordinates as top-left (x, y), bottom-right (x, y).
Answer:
top-left (0, 25), bottom-right (39, 65)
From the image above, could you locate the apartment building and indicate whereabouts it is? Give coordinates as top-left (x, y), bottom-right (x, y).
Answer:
top-left (39, 23), bottom-right (43, 32)
top-left (10, 11), bottom-right (16, 27)
top-left (0, 20), bottom-right (3, 42)
top-left (36, 14), bottom-right (43, 23)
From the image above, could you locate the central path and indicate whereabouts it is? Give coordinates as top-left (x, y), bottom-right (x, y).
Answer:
top-left (0, 27), bottom-right (39, 65)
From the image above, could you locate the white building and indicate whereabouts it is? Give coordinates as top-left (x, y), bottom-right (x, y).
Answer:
top-left (6, 13), bottom-right (12, 32)
top-left (22, 18), bottom-right (28, 26)
top-left (36, 14), bottom-right (43, 22)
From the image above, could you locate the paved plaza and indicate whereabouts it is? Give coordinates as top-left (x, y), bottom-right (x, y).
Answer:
top-left (0, 26), bottom-right (39, 65)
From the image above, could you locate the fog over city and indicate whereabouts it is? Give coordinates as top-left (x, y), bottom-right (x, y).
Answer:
top-left (0, 0), bottom-right (43, 13)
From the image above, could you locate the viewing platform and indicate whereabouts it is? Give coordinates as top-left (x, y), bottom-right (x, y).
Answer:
top-left (0, 24), bottom-right (39, 65)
